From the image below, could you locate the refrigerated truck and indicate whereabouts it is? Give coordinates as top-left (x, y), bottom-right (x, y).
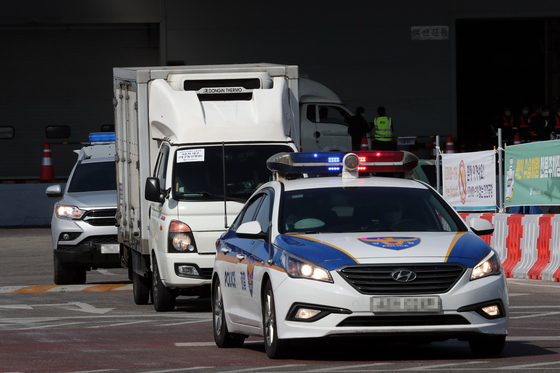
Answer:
top-left (114, 63), bottom-right (299, 311)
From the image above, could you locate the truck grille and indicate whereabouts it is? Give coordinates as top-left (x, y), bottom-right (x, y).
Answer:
top-left (338, 264), bottom-right (466, 295)
top-left (82, 209), bottom-right (117, 226)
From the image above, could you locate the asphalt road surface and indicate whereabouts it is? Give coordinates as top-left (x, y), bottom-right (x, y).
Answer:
top-left (1, 228), bottom-right (560, 372)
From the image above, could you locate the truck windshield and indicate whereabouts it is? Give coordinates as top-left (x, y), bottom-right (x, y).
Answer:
top-left (172, 144), bottom-right (293, 201)
top-left (68, 161), bottom-right (117, 193)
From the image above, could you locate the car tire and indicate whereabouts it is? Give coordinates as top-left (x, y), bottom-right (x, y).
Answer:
top-left (212, 277), bottom-right (245, 348)
top-left (132, 271), bottom-right (151, 305)
top-left (73, 267), bottom-right (87, 285)
top-left (53, 255), bottom-right (76, 285)
top-left (151, 256), bottom-right (176, 312)
top-left (469, 335), bottom-right (506, 356)
top-left (262, 280), bottom-right (289, 359)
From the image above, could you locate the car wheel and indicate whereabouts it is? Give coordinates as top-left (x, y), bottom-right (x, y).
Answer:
top-left (469, 335), bottom-right (506, 356)
top-left (73, 267), bottom-right (87, 284)
top-left (53, 255), bottom-right (75, 285)
top-left (212, 277), bottom-right (245, 348)
top-left (262, 281), bottom-right (288, 359)
top-left (132, 271), bottom-right (151, 305)
top-left (151, 256), bottom-right (176, 312)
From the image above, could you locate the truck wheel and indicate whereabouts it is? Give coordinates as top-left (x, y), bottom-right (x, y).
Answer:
top-left (262, 281), bottom-right (289, 359)
top-left (53, 255), bottom-right (75, 285)
top-left (151, 257), bottom-right (176, 312)
top-left (132, 271), bottom-right (151, 305)
top-left (212, 277), bottom-right (245, 348)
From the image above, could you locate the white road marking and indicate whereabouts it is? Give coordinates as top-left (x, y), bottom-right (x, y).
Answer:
top-left (87, 320), bottom-right (154, 328)
top-left (175, 342), bottom-right (215, 347)
top-left (16, 321), bottom-right (89, 330)
top-left (158, 319), bottom-right (211, 327)
top-left (506, 280), bottom-right (560, 289)
top-left (220, 365), bottom-right (306, 373)
top-left (507, 336), bottom-right (560, 341)
top-left (304, 363), bottom-right (392, 372)
top-left (143, 367), bottom-right (213, 373)
top-left (496, 361), bottom-right (560, 370)
top-left (510, 311), bottom-right (560, 319)
top-left (47, 285), bottom-right (92, 292)
top-left (0, 286), bottom-right (27, 293)
top-left (399, 361), bottom-right (487, 371)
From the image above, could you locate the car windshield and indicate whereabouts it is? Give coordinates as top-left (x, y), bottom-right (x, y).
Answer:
top-left (67, 161), bottom-right (117, 192)
top-left (280, 186), bottom-right (467, 234)
top-left (173, 145), bottom-right (294, 201)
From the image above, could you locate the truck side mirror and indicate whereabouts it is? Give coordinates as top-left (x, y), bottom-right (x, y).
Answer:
top-left (145, 177), bottom-right (165, 203)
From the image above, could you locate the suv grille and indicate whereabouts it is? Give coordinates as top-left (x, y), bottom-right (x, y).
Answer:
top-left (82, 209), bottom-right (117, 226)
top-left (338, 264), bottom-right (466, 295)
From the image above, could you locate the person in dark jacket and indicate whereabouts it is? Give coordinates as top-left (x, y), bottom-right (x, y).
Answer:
top-left (347, 106), bottom-right (372, 150)
top-left (530, 106), bottom-right (551, 141)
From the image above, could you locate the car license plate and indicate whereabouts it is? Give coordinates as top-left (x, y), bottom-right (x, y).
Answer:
top-left (371, 296), bottom-right (441, 313)
top-left (101, 244), bottom-right (119, 254)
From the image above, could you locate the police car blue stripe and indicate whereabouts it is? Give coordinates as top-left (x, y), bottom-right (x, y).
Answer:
top-left (445, 232), bottom-right (491, 268)
top-left (276, 234), bottom-right (359, 270)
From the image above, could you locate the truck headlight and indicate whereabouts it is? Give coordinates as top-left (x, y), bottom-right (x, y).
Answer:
top-left (55, 205), bottom-right (86, 219)
top-left (168, 221), bottom-right (197, 253)
top-left (281, 251), bottom-right (332, 283)
top-left (471, 251), bottom-right (502, 280)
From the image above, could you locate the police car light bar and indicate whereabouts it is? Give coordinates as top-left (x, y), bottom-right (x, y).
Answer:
top-left (267, 151), bottom-right (418, 177)
top-left (89, 132), bottom-right (115, 144)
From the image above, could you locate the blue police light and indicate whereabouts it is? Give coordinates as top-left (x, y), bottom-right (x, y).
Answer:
top-left (267, 152), bottom-right (346, 175)
top-left (89, 132), bottom-right (115, 143)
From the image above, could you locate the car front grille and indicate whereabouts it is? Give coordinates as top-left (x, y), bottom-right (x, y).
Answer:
top-left (337, 315), bottom-right (470, 327)
top-left (338, 264), bottom-right (466, 295)
top-left (82, 209), bottom-right (117, 226)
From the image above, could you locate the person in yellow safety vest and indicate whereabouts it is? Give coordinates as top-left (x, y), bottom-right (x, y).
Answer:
top-left (371, 106), bottom-right (393, 150)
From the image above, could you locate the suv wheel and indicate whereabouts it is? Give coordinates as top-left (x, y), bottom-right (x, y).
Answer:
top-left (53, 255), bottom-right (85, 285)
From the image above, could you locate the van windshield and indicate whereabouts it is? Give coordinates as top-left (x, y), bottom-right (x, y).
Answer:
top-left (172, 144), bottom-right (293, 201)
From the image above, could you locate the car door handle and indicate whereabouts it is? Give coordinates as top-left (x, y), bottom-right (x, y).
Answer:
top-left (221, 247), bottom-right (230, 253)
top-left (236, 254), bottom-right (245, 261)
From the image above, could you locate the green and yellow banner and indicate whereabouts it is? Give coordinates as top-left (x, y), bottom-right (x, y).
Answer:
top-left (504, 140), bottom-right (560, 207)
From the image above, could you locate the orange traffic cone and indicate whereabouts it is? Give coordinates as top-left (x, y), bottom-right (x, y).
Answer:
top-left (360, 136), bottom-right (369, 151)
top-left (445, 135), bottom-right (455, 153)
top-left (40, 141), bottom-right (54, 181)
top-left (513, 133), bottom-right (521, 145)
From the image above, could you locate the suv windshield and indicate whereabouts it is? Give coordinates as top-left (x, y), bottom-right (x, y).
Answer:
top-left (280, 186), bottom-right (467, 234)
top-left (67, 161), bottom-right (117, 193)
top-left (173, 145), bottom-right (293, 201)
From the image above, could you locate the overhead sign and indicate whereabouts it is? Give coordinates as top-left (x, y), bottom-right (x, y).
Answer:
top-left (411, 26), bottom-right (449, 41)
top-left (504, 140), bottom-right (560, 207)
top-left (442, 150), bottom-right (496, 211)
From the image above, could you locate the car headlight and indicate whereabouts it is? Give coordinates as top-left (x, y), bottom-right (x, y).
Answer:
top-left (281, 251), bottom-right (333, 283)
top-left (168, 221), bottom-right (197, 253)
top-left (470, 251), bottom-right (502, 280)
top-left (55, 205), bottom-right (86, 219)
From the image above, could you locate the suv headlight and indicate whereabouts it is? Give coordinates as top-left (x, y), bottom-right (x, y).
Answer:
top-left (471, 251), bottom-right (502, 280)
top-left (168, 221), bottom-right (197, 253)
top-left (281, 251), bottom-right (333, 283)
top-left (55, 205), bottom-right (86, 219)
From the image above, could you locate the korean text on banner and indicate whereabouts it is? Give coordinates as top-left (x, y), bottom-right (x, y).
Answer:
top-left (442, 150), bottom-right (496, 211)
top-left (504, 140), bottom-right (560, 207)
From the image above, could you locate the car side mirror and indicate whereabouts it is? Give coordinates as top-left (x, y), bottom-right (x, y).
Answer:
top-left (45, 184), bottom-right (63, 198)
top-left (236, 221), bottom-right (267, 240)
top-left (469, 218), bottom-right (494, 236)
top-left (145, 177), bottom-right (165, 203)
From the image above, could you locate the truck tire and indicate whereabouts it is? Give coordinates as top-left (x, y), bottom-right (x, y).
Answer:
top-left (151, 257), bottom-right (176, 312)
top-left (53, 255), bottom-right (77, 285)
top-left (133, 271), bottom-right (151, 305)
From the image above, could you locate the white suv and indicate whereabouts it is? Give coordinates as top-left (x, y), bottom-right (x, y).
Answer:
top-left (46, 136), bottom-right (118, 285)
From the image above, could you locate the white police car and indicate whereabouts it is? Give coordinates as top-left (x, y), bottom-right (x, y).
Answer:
top-left (212, 151), bottom-right (508, 359)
